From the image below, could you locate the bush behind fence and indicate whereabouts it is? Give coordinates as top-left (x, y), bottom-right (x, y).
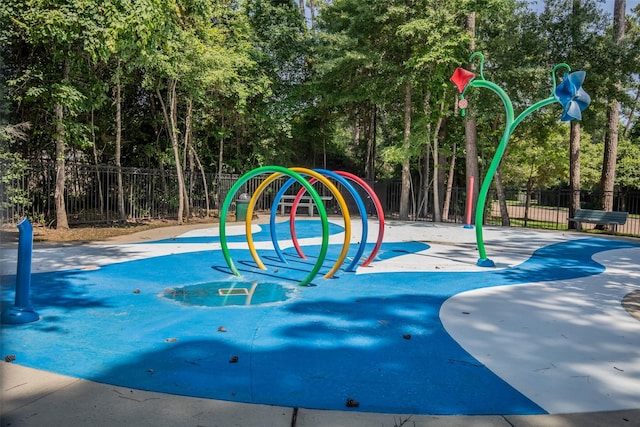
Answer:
top-left (1, 161), bottom-right (639, 237)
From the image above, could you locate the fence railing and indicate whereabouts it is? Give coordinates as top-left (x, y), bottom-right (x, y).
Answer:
top-left (483, 188), bottom-right (640, 237)
top-left (1, 161), bottom-right (638, 238)
top-left (0, 161), bottom-right (340, 225)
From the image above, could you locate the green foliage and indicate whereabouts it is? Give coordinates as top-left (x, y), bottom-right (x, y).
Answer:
top-left (312, 0), bottom-right (474, 183)
top-left (502, 123), bottom-right (570, 189)
top-left (0, 0), bottom-right (638, 199)
top-left (0, 153), bottom-right (31, 212)
top-left (579, 138), bottom-right (603, 188)
top-left (616, 138), bottom-right (640, 190)
top-left (0, 124), bottom-right (31, 211)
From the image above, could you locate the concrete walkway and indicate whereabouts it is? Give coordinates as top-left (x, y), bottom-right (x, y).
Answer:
top-left (2, 221), bottom-right (639, 426)
top-left (2, 362), bottom-right (639, 426)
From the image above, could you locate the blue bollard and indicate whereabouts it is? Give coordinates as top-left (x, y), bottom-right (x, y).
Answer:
top-left (2, 217), bottom-right (39, 324)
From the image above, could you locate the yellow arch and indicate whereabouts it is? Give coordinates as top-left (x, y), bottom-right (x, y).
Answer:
top-left (245, 167), bottom-right (352, 279)
top-left (246, 172), bottom-right (285, 270)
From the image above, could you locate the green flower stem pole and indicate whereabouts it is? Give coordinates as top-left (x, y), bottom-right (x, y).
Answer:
top-left (452, 52), bottom-right (589, 267)
top-left (467, 79), bottom-right (514, 267)
top-left (459, 57), bottom-right (572, 267)
top-left (471, 87), bottom-right (557, 266)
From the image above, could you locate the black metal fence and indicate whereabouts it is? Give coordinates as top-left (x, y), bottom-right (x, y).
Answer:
top-left (1, 160), bottom-right (639, 237)
top-left (0, 161), bottom-right (341, 225)
top-left (369, 179), bottom-right (640, 237)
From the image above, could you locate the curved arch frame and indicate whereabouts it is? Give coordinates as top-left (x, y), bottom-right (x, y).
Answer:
top-left (288, 169), bottom-right (368, 272)
top-left (258, 167), bottom-right (352, 279)
top-left (269, 182), bottom-right (297, 264)
top-left (267, 172), bottom-right (358, 268)
top-left (219, 166), bottom-right (329, 287)
top-left (270, 170), bottom-right (385, 271)
top-left (333, 171), bottom-right (385, 267)
top-left (246, 168), bottom-right (351, 279)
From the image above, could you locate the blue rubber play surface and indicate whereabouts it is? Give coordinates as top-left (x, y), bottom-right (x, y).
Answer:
top-left (2, 220), bottom-right (638, 415)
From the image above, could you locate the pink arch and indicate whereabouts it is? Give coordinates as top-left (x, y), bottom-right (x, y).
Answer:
top-left (334, 171), bottom-right (384, 267)
top-left (289, 180), bottom-right (316, 259)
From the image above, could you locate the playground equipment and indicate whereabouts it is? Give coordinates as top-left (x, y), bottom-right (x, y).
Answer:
top-left (219, 166), bottom-right (384, 286)
top-left (451, 52), bottom-right (590, 267)
top-left (2, 217), bottom-right (39, 324)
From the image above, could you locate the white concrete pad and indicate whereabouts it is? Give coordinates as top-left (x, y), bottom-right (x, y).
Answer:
top-left (441, 247), bottom-right (640, 413)
top-left (1, 363), bottom-right (293, 427)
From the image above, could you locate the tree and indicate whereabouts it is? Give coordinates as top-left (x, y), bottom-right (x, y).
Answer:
top-left (399, 1), bottom-right (471, 221)
top-left (101, 1), bottom-right (157, 221)
top-left (537, 0), bottom-right (607, 227)
top-left (464, 11), bottom-right (480, 225)
top-left (456, 0), bottom-right (528, 225)
top-left (138, 0), bottom-right (265, 223)
top-left (315, 0), bottom-right (470, 220)
top-left (600, 0), bottom-right (625, 214)
top-left (568, 1), bottom-right (585, 226)
top-left (622, 5), bottom-right (640, 139)
top-left (400, 81), bottom-right (412, 219)
top-left (1, 1), bottom-right (110, 228)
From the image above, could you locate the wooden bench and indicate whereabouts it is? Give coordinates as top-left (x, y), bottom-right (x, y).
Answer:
top-left (568, 209), bottom-right (628, 234)
top-left (278, 195), bottom-right (333, 217)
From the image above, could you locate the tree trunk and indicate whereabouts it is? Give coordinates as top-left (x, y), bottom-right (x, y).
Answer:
top-left (524, 187), bottom-right (532, 227)
top-left (420, 91), bottom-right (433, 220)
top-left (216, 111), bottom-right (225, 211)
top-left (156, 81), bottom-right (185, 224)
top-left (494, 168), bottom-right (510, 226)
top-left (442, 142), bottom-right (456, 221)
top-left (54, 58), bottom-right (70, 230)
top-left (601, 102), bottom-right (619, 212)
top-left (169, 82), bottom-right (186, 222)
top-left (613, 0), bottom-right (626, 41)
top-left (364, 104), bottom-right (377, 183)
top-left (114, 62), bottom-right (126, 221)
top-left (90, 108), bottom-right (104, 216)
top-left (524, 163), bottom-right (535, 227)
top-left (309, 0), bottom-right (316, 26)
top-left (569, 121), bottom-right (581, 229)
top-left (190, 145), bottom-right (211, 217)
top-left (464, 12), bottom-right (480, 225)
top-left (188, 149), bottom-right (195, 214)
top-left (431, 95), bottom-right (446, 223)
top-left (600, 0), bottom-right (625, 215)
top-left (421, 142), bottom-right (431, 219)
top-left (182, 96), bottom-right (193, 219)
top-left (399, 81), bottom-right (412, 220)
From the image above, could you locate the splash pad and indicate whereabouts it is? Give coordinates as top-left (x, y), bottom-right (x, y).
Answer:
top-left (2, 220), bottom-right (639, 415)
